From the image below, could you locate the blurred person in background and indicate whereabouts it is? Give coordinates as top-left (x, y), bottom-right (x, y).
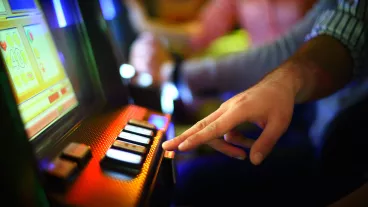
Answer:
top-left (126, 0), bottom-right (316, 56)
top-left (190, 0), bottom-right (316, 50)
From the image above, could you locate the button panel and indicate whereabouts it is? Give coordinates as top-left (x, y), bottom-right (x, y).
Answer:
top-left (100, 119), bottom-right (158, 176)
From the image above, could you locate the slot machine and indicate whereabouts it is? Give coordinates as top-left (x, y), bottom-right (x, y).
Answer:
top-left (0, 0), bottom-right (176, 206)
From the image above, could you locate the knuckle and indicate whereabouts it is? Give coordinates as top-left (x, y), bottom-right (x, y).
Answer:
top-left (185, 137), bottom-right (195, 146)
top-left (195, 120), bottom-right (208, 131)
top-left (207, 123), bottom-right (217, 132)
top-left (234, 94), bottom-right (250, 106)
top-left (220, 101), bottom-right (230, 110)
top-left (222, 93), bottom-right (251, 110)
top-left (206, 123), bottom-right (220, 137)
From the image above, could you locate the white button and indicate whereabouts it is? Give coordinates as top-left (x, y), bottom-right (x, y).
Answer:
top-left (105, 148), bottom-right (142, 165)
top-left (118, 131), bottom-right (150, 144)
top-left (124, 125), bottom-right (154, 136)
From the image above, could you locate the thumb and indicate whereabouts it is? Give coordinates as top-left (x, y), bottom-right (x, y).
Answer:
top-left (249, 116), bottom-right (289, 165)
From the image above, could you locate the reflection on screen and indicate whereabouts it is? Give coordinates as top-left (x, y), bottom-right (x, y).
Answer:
top-left (8, 0), bottom-right (36, 11)
top-left (0, 1), bottom-right (78, 140)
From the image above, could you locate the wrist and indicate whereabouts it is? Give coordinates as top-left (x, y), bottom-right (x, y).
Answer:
top-left (279, 61), bottom-right (306, 103)
top-left (259, 61), bottom-right (304, 102)
top-left (279, 35), bottom-right (353, 103)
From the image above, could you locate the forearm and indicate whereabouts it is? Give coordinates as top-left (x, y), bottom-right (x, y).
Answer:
top-left (260, 35), bottom-right (354, 104)
top-left (210, 36), bottom-right (304, 92)
top-left (181, 35), bottom-right (309, 96)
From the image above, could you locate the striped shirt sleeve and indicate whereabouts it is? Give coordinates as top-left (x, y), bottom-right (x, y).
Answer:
top-left (305, 0), bottom-right (367, 75)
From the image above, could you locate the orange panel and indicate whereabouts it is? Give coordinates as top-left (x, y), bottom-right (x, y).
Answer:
top-left (46, 105), bottom-right (171, 207)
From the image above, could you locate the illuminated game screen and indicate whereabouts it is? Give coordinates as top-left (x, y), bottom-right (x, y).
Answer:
top-left (0, 0), bottom-right (78, 140)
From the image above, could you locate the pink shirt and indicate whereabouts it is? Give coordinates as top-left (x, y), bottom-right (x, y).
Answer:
top-left (191, 0), bottom-right (315, 50)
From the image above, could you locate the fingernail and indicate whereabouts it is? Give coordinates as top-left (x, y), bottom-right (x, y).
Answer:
top-left (178, 142), bottom-right (187, 151)
top-left (162, 141), bottom-right (169, 149)
top-left (253, 152), bottom-right (264, 165)
top-left (236, 156), bottom-right (245, 160)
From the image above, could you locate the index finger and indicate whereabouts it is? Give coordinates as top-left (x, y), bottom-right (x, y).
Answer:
top-left (177, 108), bottom-right (245, 151)
top-left (162, 107), bottom-right (225, 150)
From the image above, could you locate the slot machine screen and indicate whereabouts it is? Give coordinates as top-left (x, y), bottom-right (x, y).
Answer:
top-left (0, 0), bottom-right (78, 140)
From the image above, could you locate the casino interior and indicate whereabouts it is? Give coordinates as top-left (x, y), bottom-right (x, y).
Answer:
top-left (1, 0), bottom-right (368, 206)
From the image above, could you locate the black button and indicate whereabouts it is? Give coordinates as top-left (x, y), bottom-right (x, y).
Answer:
top-left (45, 158), bottom-right (78, 181)
top-left (60, 142), bottom-right (92, 167)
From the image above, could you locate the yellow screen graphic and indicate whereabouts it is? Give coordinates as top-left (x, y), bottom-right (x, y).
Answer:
top-left (25, 24), bottom-right (62, 81)
top-left (0, 28), bottom-right (39, 94)
top-left (0, 2), bottom-right (78, 140)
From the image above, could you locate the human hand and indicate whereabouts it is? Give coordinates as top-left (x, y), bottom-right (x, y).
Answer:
top-left (129, 32), bottom-right (173, 86)
top-left (162, 82), bottom-right (295, 165)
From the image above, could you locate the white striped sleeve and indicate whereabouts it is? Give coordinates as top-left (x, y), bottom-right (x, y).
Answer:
top-left (305, 0), bottom-right (367, 75)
